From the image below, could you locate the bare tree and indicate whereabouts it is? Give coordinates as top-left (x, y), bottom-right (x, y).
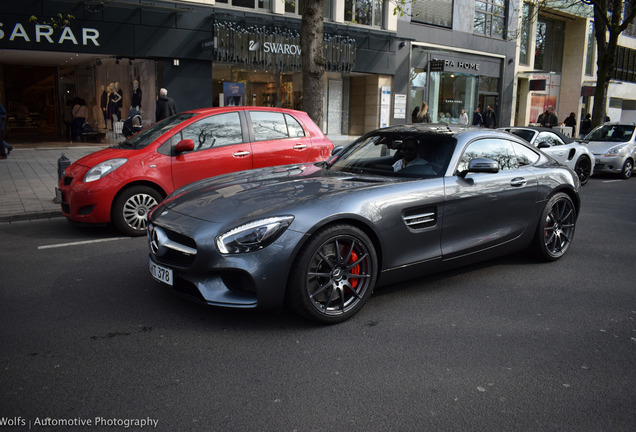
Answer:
top-left (301, 0), bottom-right (326, 129)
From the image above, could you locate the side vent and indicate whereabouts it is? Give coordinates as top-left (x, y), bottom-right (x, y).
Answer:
top-left (403, 207), bottom-right (437, 230)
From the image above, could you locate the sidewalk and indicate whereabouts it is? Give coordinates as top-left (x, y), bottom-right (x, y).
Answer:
top-left (0, 135), bottom-right (357, 224)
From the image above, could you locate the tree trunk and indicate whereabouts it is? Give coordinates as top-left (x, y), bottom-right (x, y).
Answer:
top-left (301, 0), bottom-right (325, 130)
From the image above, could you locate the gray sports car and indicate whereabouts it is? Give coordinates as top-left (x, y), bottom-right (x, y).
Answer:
top-left (147, 125), bottom-right (580, 323)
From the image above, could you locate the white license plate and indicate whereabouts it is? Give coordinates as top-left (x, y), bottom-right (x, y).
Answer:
top-left (148, 257), bottom-right (173, 286)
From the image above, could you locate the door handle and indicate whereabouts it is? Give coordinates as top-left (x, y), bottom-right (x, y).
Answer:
top-left (293, 144), bottom-right (308, 150)
top-left (233, 151), bottom-right (250, 157)
top-left (510, 177), bottom-right (527, 187)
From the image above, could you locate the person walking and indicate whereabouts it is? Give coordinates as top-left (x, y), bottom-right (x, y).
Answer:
top-left (414, 102), bottom-right (431, 123)
top-left (155, 88), bottom-right (177, 121)
top-left (472, 107), bottom-right (483, 127)
top-left (484, 105), bottom-right (497, 128)
top-left (458, 108), bottom-right (469, 126)
top-left (0, 102), bottom-right (11, 159)
top-left (580, 113), bottom-right (592, 138)
top-left (542, 107), bottom-right (558, 128)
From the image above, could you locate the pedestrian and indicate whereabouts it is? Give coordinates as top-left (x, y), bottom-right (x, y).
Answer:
top-left (580, 113), bottom-right (592, 138)
top-left (458, 108), bottom-right (469, 126)
top-left (484, 105), bottom-right (497, 128)
top-left (563, 112), bottom-right (576, 136)
top-left (537, 110), bottom-right (548, 125)
top-left (72, 97), bottom-right (88, 140)
top-left (155, 88), bottom-right (177, 121)
top-left (472, 107), bottom-right (483, 127)
top-left (0, 102), bottom-right (11, 159)
top-left (414, 102), bottom-right (431, 123)
top-left (542, 107), bottom-right (558, 128)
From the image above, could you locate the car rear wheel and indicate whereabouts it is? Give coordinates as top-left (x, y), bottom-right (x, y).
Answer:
top-left (574, 155), bottom-right (591, 185)
top-left (288, 224), bottom-right (378, 324)
top-left (112, 186), bottom-right (163, 236)
top-left (620, 159), bottom-right (633, 179)
top-left (533, 192), bottom-right (576, 261)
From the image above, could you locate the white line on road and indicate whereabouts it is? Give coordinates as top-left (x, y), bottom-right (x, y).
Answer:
top-left (38, 237), bottom-right (130, 249)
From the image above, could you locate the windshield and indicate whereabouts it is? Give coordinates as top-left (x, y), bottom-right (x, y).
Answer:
top-left (329, 131), bottom-right (457, 178)
top-left (586, 124), bottom-right (635, 142)
top-left (117, 113), bottom-right (197, 150)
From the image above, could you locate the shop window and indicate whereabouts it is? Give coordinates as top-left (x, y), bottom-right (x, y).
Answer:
top-left (285, 0), bottom-right (301, 14)
top-left (474, 0), bottom-right (507, 39)
top-left (345, 0), bottom-right (384, 27)
top-left (411, 0), bottom-right (452, 28)
top-left (180, 112), bottom-right (243, 151)
top-left (458, 139), bottom-right (518, 172)
top-left (250, 111), bottom-right (292, 141)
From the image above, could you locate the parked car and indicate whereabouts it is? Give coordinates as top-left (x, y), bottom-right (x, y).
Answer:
top-left (147, 125), bottom-right (580, 324)
top-left (582, 122), bottom-right (636, 179)
top-left (57, 107), bottom-right (334, 235)
top-left (499, 126), bottom-right (595, 185)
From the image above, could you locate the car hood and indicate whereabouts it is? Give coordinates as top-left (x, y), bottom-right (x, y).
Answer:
top-left (73, 147), bottom-right (138, 167)
top-left (584, 140), bottom-right (628, 153)
top-left (157, 163), bottom-right (394, 224)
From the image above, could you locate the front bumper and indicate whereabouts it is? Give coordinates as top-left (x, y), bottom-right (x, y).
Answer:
top-left (58, 175), bottom-right (117, 224)
top-left (593, 155), bottom-right (626, 174)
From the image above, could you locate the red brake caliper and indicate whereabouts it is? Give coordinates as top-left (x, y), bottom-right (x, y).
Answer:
top-left (348, 250), bottom-right (360, 288)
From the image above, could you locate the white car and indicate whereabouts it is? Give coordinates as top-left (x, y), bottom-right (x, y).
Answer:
top-left (499, 126), bottom-right (595, 185)
top-left (583, 122), bottom-right (636, 179)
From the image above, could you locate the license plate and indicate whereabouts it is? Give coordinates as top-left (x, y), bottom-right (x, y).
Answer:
top-left (148, 257), bottom-right (173, 286)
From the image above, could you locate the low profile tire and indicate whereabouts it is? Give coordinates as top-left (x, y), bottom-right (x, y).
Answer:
top-left (620, 159), bottom-right (633, 179)
top-left (574, 155), bottom-right (592, 186)
top-left (533, 192), bottom-right (576, 262)
top-left (112, 186), bottom-right (163, 236)
top-left (288, 224), bottom-right (378, 324)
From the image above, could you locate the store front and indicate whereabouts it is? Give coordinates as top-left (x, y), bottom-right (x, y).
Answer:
top-left (409, 46), bottom-right (504, 125)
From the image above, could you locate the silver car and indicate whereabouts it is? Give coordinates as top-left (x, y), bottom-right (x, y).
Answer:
top-left (499, 126), bottom-right (595, 185)
top-left (584, 122), bottom-right (636, 179)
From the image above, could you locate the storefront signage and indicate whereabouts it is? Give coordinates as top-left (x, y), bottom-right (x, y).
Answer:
top-left (213, 22), bottom-right (355, 73)
top-left (0, 22), bottom-right (100, 46)
top-left (432, 57), bottom-right (480, 71)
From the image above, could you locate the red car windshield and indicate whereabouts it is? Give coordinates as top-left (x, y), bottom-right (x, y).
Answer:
top-left (118, 113), bottom-right (197, 150)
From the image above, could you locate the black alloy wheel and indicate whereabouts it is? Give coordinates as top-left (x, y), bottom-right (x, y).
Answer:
top-left (288, 224), bottom-right (378, 324)
top-left (574, 155), bottom-right (592, 186)
top-left (534, 192), bottom-right (576, 261)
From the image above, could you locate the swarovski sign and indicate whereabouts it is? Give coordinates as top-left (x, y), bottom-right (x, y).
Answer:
top-left (249, 40), bottom-right (302, 56)
top-left (0, 22), bottom-right (100, 46)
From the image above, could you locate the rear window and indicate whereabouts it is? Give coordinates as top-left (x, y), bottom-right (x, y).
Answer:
top-left (250, 111), bottom-right (305, 141)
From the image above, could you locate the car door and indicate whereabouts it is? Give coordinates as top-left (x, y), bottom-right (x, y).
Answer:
top-left (248, 110), bottom-right (313, 168)
top-left (442, 137), bottom-right (538, 259)
top-left (170, 111), bottom-right (252, 189)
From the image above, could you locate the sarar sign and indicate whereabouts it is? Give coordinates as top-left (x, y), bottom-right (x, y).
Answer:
top-left (0, 22), bottom-right (100, 46)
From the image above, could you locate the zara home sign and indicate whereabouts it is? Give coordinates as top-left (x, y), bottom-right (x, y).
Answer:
top-left (0, 22), bottom-right (100, 46)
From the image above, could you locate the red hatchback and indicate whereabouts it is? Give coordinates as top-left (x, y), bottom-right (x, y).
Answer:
top-left (57, 107), bottom-right (334, 236)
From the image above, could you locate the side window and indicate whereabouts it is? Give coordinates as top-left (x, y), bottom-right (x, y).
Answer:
top-left (512, 142), bottom-right (540, 166)
top-left (457, 139), bottom-right (519, 172)
top-left (250, 111), bottom-right (289, 141)
top-left (285, 114), bottom-right (306, 138)
top-left (180, 112), bottom-right (242, 151)
top-left (536, 132), bottom-right (563, 146)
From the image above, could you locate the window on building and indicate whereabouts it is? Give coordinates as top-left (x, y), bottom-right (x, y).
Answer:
top-left (411, 0), bottom-right (452, 28)
top-left (534, 17), bottom-right (564, 72)
top-left (519, 2), bottom-right (532, 65)
top-left (585, 21), bottom-right (595, 76)
top-left (614, 46), bottom-right (636, 83)
top-left (215, 0), bottom-right (270, 9)
top-left (474, 0), bottom-right (507, 38)
top-left (345, 0), bottom-right (384, 27)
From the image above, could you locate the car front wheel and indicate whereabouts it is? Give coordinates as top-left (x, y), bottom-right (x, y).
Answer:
top-left (574, 155), bottom-right (592, 185)
top-left (533, 192), bottom-right (576, 261)
top-left (620, 159), bottom-right (633, 179)
top-left (288, 224), bottom-right (378, 324)
top-left (112, 186), bottom-right (163, 236)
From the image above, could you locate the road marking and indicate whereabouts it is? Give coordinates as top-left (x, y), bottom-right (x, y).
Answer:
top-left (38, 237), bottom-right (129, 249)
top-left (602, 180), bottom-right (623, 183)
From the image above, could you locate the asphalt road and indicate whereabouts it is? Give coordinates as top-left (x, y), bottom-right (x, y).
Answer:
top-left (1, 176), bottom-right (635, 432)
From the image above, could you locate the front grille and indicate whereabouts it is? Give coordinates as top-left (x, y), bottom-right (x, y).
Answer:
top-left (221, 271), bottom-right (256, 295)
top-left (151, 225), bottom-right (197, 268)
top-left (63, 176), bottom-right (73, 186)
top-left (173, 279), bottom-right (206, 302)
top-left (164, 227), bottom-right (196, 249)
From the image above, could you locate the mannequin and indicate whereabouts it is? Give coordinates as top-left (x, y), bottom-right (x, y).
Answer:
top-left (131, 80), bottom-right (142, 111)
top-left (100, 84), bottom-right (108, 129)
top-left (107, 82), bottom-right (122, 128)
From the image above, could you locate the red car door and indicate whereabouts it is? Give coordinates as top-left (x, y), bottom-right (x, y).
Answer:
top-left (248, 110), bottom-right (313, 168)
top-left (170, 111), bottom-right (252, 189)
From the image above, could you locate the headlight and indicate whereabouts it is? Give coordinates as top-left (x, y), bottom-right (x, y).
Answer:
top-left (216, 216), bottom-right (294, 254)
top-left (604, 147), bottom-right (621, 157)
top-left (83, 158), bottom-right (127, 183)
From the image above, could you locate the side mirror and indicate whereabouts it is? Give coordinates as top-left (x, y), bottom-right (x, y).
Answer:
top-left (458, 158), bottom-right (499, 178)
top-left (331, 145), bottom-right (344, 156)
top-left (537, 142), bottom-right (550, 149)
top-left (175, 139), bottom-right (194, 153)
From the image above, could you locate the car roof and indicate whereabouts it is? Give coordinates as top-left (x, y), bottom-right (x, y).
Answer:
top-left (182, 106), bottom-right (306, 116)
